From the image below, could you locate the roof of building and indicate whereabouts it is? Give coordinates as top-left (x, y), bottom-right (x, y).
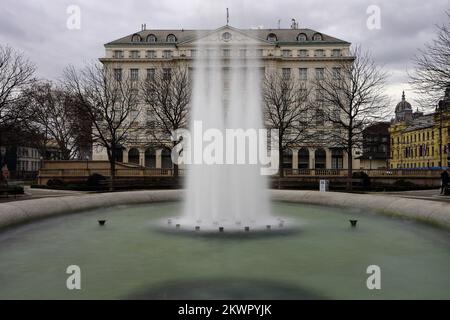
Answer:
top-left (363, 122), bottom-right (391, 135)
top-left (105, 25), bottom-right (350, 46)
top-left (403, 114), bottom-right (435, 132)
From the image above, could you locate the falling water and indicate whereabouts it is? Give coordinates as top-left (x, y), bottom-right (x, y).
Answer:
top-left (175, 37), bottom-right (279, 232)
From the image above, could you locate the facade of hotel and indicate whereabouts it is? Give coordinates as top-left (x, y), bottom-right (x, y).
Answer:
top-left (94, 25), bottom-right (361, 170)
top-left (389, 89), bottom-right (450, 169)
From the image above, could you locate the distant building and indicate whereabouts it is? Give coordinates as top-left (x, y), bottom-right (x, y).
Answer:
top-left (358, 122), bottom-right (390, 169)
top-left (1, 141), bottom-right (61, 179)
top-left (389, 89), bottom-right (450, 169)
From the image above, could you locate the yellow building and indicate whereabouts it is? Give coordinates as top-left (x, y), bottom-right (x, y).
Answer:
top-left (389, 89), bottom-right (450, 169)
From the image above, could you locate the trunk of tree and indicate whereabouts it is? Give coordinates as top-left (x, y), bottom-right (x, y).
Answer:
top-left (172, 141), bottom-right (179, 178)
top-left (109, 147), bottom-right (116, 191)
top-left (278, 136), bottom-right (283, 189)
top-left (346, 142), bottom-right (353, 192)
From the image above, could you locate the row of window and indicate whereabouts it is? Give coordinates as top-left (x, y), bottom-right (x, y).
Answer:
top-left (267, 32), bottom-right (323, 42)
top-left (400, 145), bottom-right (436, 158)
top-left (132, 34), bottom-right (176, 43)
top-left (282, 67), bottom-right (341, 80)
top-left (393, 130), bottom-right (435, 145)
top-left (130, 32), bottom-right (325, 44)
top-left (282, 49), bottom-right (342, 58)
top-left (17, 147), bottom-right (40, 159)
top-left (395, 162), bottom-right (439, 169)
top-left (112, 48), bottom-right (343, 59)
top-left (113, 67), bottom-right (342, 82)
top-left (113, 68), bottom-right (172, 81)
top-left (17, 160), bottom-right (41, 172)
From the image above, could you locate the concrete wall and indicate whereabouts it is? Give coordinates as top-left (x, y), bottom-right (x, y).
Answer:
top-left (0, 190), bottom-right (449, 230)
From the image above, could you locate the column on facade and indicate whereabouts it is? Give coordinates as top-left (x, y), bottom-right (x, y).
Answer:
top-left (343, 151), bottom-right (349, 170)
top-left (139, 148), bottom-right (145, 167)
top-left (123, 148), bottom-right (129, 163)
top-left (325, 148), bottom-right (332, 169)
top-left (156, 149), bottom-right (162, 169)
top-left (308, 148), bottom-right (315, 169)
top-left (291, 148), bottom-right (298, 169)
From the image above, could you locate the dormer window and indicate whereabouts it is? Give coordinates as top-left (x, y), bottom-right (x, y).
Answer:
top-left (267, 33), bottom-right (277, 42)
top-left (131, 34), bottom-right (142, 42)
top-left (297, 33), bottom-right (307, 41)
top-left (166, 34), bottom-right (177, 43)
top-left (146, 34), bottom-right (157, 43)
top-left (312, 33), bottom-right (323, 41)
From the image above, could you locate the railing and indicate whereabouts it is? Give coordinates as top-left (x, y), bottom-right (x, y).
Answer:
top-left (283, 168), bottom-right (441, 177)
top-left (39, 167), bottom-right (441, 179)
top-left (39, 168), bottom-right (185, 178)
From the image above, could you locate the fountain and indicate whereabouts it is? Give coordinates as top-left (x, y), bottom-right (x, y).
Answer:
top-left (164, 37), bottom-right (286, 233)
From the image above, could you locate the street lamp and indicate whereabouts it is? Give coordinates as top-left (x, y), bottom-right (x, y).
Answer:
top-left (369, 156), bottom-right (372, 170)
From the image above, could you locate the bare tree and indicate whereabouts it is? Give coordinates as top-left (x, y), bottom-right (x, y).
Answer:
top-left (313, 46), bottom-right (389, 191)
top-left (141, 65), bottom-right (191, 177)
top-left (27, 82), bottom-right (80, 160)
top-left (63, 63), bottom-right (142, 189)
top-left (410, 11), bottom-right (450, 106)
top-left (0, 45), bottom-right (35, 183)
top-left (262, 70), bottom-right (313, 181)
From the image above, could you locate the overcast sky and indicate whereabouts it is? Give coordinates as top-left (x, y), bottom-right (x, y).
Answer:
top-left (1, 0), bottom-right (449, 113)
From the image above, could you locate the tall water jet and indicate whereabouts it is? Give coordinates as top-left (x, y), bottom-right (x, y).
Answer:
top-left (175, 31), bottom-right (280, 232)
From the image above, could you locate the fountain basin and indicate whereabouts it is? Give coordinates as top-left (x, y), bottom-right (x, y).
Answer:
top-left (0, 201), bottom-right (449, 299)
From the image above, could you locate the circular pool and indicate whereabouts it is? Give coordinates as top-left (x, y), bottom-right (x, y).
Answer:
top-left (0, 202), bottom-right (449, 299)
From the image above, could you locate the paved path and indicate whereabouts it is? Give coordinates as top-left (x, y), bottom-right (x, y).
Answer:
top-left (367, 189), bottom-right (450, 203)
top-left (0, 187), bottom-right (89, 203)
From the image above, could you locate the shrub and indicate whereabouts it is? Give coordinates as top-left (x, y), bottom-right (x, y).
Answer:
top-left (86, 173), bottom-right (106, 187)
top-left (352, 171), bottom-right (371, 188)
top-left (393, 179), bottom-right (416, 187)
top-left (46, 179), bottom-right (65, 187)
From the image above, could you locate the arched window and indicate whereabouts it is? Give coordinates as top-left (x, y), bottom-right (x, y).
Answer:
top-left (131, 34), bottom-right (142, 42)
top-left (145, 148), bottom-right (156, 168)
top-left (282, 149), bottom-right (293, 169)
top-left (114, 146), bottom-right (124, 163)
top-left (298, 148), bottom-right (310, 169)
top-left (166, 34), bottom-right (177, 43)
top-left (267, 33), bottom-right (277, 42)
top-left (297, 33), bottom-right (307, 41)
top-left (312, 33), bottom-right (323, 41)
top-left (161, 148), bottom-right (173, 169)
top-left (315, 148), bottom-right (326, 169)
top-left (128, 148), bottom-right (140, 165)
top-left (331, 148), bottom-right (343, 169)
top-left (146, 34), bottom-right (157, 43)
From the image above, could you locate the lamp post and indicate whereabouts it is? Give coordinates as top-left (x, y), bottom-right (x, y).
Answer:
top-left (369, 155), bottom-right (372, 170)
top-left (86, 155), bottom-right (90, 171)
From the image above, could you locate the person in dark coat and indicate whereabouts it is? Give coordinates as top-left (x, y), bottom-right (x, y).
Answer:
top-left (440, 170), bottom-right (449, 195)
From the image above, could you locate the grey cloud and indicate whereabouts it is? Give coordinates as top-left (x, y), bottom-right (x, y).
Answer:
top-left (0, 0), bottom-right (448, 107)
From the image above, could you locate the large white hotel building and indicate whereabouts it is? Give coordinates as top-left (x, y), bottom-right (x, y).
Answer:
top-left (94, 25), bottom-right (360, 171)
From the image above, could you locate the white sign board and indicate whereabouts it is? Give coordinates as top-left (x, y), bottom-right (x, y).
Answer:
top-left (320, 179), bottom-right (329, 192)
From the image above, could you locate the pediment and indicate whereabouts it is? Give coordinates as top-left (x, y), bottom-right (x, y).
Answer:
top-left (179, 26), bottom-right (272, 46)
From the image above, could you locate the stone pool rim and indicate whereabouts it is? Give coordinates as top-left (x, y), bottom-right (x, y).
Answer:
top-left (0, 189), bottom-right (449, 230)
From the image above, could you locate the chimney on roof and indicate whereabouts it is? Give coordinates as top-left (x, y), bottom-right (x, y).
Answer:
top-left (291, 18), bottom-right (298, 29)
top-left (141, 24), bottom-right (146, 31)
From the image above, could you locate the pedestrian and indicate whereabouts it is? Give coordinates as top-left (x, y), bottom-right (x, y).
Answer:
top-left (440, 169), bottom-right (449, 195)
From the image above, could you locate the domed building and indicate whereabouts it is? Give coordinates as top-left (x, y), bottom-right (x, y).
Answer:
top-left (394, 91), bottom-right (413, 122)
top-left (389, 89), bottom-right (450, 169)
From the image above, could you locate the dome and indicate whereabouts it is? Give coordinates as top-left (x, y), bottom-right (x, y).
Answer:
top-left (395, 91), bottom-right (412, 112)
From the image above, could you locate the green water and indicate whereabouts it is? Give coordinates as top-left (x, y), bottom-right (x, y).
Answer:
top-left (0, 202), bottom-right (449, 299)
